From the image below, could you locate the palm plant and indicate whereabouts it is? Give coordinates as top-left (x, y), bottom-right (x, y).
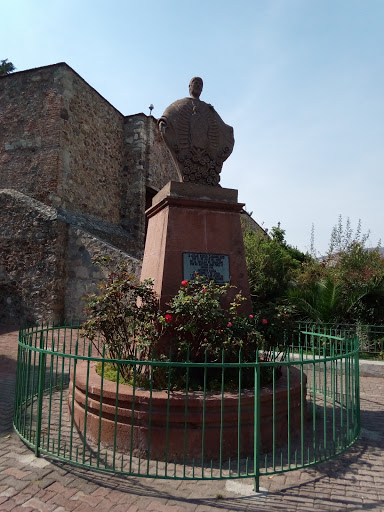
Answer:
top-left (289, 275), bottom-right (384, 324)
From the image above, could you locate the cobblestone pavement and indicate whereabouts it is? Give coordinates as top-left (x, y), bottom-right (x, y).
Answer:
top-left (1, 327), bottom-right (384, 512)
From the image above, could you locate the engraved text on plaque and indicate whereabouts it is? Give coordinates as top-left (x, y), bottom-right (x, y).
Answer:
top-left (183, 253), bottom-right (230, 284)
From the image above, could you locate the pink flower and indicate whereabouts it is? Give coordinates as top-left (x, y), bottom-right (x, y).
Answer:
top-left (249, 314), bottom-right (254, 319)
top-left (202, 288), bottom-right (206, 293)
top-left (262, 318), bottom-right (268, 325)
top-left (181, 280), bottom-right (188, 286)
top-left (227, 322), bottom-right (232, 327)
top-left (164, 314), bottom-right (173, 324)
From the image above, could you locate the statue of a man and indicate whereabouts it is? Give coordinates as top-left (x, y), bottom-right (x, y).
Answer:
top-left (158, 77), bottom-right (234, 186)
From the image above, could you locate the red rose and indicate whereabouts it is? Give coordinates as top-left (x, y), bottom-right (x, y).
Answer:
top-left (249, 314), bottom-right (254, 319)
top-left (262, 318), bottom-right (268, 325)
top-left (165, 314), bottom-right (173, 324)
top-left (202, 288), bottom-right (206, 293)
top-left (227, 322), bottom-right (232, 327)
top-left (181, 280), bottom-right (188, 286)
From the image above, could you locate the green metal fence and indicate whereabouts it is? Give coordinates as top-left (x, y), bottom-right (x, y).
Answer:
top-left (298, 323), bottom-right (384, 356)
top-left (13, 325), bottom-right (360, 491)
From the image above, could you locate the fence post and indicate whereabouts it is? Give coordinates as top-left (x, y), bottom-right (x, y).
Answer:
top-left (354, 336), bottom-right (360, 436)
top-left (254, 354), bottom-right (261, 492)
top-left (35, 332), bottom-right (46, 457)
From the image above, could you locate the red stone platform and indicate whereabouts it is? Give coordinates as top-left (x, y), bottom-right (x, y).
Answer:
top-left (69, 362), bottom-right (305, 462)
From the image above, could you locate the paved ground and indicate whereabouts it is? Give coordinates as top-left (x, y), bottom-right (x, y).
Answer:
top-left (1, 326), bottom-right (384, 512)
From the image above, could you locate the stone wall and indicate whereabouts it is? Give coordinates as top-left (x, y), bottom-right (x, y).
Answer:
top-left (240, 210), bottom-right (269, 238)
top-left (55, 66), bottom-right (124, 222)
top-left (0, 63), bottom-right (180, 325)
top-left (0, 190), bottom-right (68, 325)
top-left (0, 188), bottom-right (144, 325)
top-left (0, 63), bottom-right (125, 223)
top-left (0, 66), bottom-right (63, 206)
top-left (64, 226), bottom-right (141, 321)
top-left (0, 64), bottom-right (179, 258)
top-left (122, 114), bottom-right (179, 258)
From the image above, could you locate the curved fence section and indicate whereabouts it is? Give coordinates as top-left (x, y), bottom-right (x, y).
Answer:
top-left (298, 322), bottom-right (384, 356)
top-left (13, 325), bottom-right (360, 490)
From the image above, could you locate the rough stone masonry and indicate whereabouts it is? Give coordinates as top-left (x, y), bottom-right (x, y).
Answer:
top-left (0, 63), bottom-right (180, 324)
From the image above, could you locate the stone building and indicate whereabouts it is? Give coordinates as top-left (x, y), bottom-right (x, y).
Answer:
top-left (0, 63), bottom-right (266, 325)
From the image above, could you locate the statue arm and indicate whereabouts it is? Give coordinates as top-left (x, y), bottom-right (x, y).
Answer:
top-left (158, 116), bottom-right (168, 135)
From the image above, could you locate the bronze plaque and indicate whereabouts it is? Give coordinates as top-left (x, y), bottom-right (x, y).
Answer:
top-left (183, 253), bottom-right (230, 284)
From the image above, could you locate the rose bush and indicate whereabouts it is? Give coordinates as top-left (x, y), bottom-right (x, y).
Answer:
top-left (157, 274), bottom-right (263, 362)
top-left (82, 269), bottom-right (271, 388)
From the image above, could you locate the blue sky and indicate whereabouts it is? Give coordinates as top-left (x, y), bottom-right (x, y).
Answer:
top-left (2, 0), bottom-right (383, 255)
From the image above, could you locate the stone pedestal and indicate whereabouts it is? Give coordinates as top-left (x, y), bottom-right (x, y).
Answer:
top-left (140, 181), bottom-right (252, 313)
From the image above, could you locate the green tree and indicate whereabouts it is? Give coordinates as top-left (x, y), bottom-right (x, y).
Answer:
top-left (0, 59), bottom-right (15, 76)
top-left (243, 225), bottom-right (310, 342)
top-left (244, 223), bottom-right (309, 306)
top-left (271, 222), bottom-right (309, 264)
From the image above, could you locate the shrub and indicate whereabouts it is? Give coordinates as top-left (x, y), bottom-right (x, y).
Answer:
top-left (290, 243), bottom-right (384, 324)
top-left (82, 269), bottom-right (272, 389)
top-left (82, 263), bottom-right (161, 380)
top-left (159, 274), bottom-right (262, 362)
top-left (157, 274), bottom-right (273, 389)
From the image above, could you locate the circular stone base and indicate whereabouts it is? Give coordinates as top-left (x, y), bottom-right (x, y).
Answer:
top-left (69, 362), bottom-right (306, 462)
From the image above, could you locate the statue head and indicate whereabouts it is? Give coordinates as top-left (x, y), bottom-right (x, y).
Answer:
top-left (189, 77), bottom-right (203, 99)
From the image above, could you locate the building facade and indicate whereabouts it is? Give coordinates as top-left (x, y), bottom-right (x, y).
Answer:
top-left (0, 63), bottom-right (179, 324)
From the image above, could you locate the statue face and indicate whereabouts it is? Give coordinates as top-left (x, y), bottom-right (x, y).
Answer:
top-left (189, 78), bottom-right (203, 98)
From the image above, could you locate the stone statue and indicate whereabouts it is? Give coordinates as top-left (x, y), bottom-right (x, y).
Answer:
top-left (158, 77), bottom-right (234, 186)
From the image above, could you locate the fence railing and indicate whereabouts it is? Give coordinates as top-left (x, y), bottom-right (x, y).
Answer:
top-left (13, 325), bottom-right (360, 491)
top-left (298, 323), bottom-right (384, 356)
